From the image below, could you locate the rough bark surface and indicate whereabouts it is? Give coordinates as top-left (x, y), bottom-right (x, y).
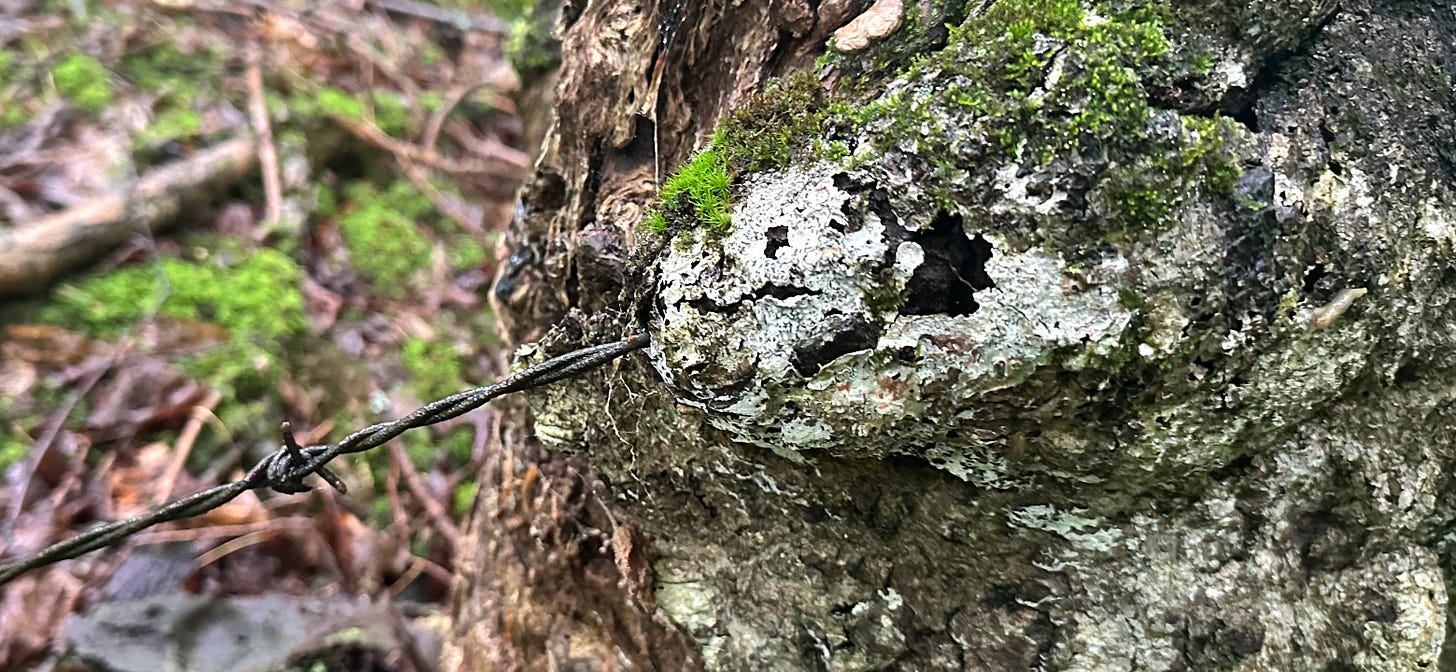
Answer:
top-left (448, 0), bottom-right (1456, 669)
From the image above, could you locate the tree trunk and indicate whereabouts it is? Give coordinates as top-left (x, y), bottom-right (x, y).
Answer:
top-left (444, 0), bottom-right (1456, 669)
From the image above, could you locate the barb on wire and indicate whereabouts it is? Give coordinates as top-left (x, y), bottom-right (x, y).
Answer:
top-left (0, 333), bottom-right (650, 586)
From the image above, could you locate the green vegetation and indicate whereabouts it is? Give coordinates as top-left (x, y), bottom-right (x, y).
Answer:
top-left (43, 249), bottom-right (307, 338)
top-left (0, 428), bottom-right (26, 471)
top-left (370, 90), bottom-right (412, 136)
top-left (829, 0), bottom-right (1238, 236)
top-left (0, 50), bottom-right (33, 127)
top-left (51, 53), bottom-right (112, 113)
top-left (118, 41), bottom-right (213, 94)
top-left (41, 249), bottom-right (311, 440)
top-left (337, 181), bottom-right (434, 298)
top-left (647, 73), bottom-right (832, 236)
top-left (448, 236), bottom-right (488, 270)
top-left (505, 14), bottom-right (560, 76)
top-left (316, 85), bottom-right (367, 121)
top-left (648, 149), bottom-right (733, 234)
top-left (135, 106), bottom-right (203, 148)
top-left (861, 274), bottom-right (909, 322)
top-left (401, 336), bottom-right (467, 401)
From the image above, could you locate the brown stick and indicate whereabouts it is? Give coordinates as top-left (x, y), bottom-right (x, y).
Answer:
top-left (245, 46), bottom-right (284, 228)
top-left (0, 136), bottom-right (259, 296)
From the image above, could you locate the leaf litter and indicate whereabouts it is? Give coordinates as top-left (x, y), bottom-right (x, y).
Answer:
top-left (0, 0), bottom-right (533, 668)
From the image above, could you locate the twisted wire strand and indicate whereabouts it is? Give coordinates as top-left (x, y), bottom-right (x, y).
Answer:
top-left (0, 333), bottom-right (650, 586)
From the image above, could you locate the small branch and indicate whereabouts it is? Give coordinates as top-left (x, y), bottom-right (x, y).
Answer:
top-left (365, 0), bottom-right (508, 34)
top-left (245, 45), bottom-right (284, 228)
top-left (388, 441), bottom-right (460, 544)
top-left (155, 390), bottom-right (223, 504)
top-left (0, 137), bottom-right (259, 296)
top-left (0, 333), bottom-right (650, 586)
top-left (330, 113), bottom-right (528, 194)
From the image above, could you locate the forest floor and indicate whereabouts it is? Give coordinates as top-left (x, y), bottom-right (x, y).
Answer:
top-left (0, 0), bottom-right (538, 668)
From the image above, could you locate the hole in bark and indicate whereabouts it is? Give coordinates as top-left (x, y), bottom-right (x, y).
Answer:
top-left (1301, 263), bottom-right (1328, 294)
top-left (1230, 103), bottom-right (1259, 132)
top-left (1393, 361), bottom-right (1420, 384)
top-left (790, 316), bottom-right (882, 377)
top-left (1211, 454), bottom-right (1255, 481)
top-left (750, 283), bottom-right (817, 301)
top-left (765, 225), bottom-right (789, 259)
top-left (901, 211), bottom-right (995, 317)
top-left (687, 298), bottom-right (737, 315)
top-left (867, 189), bottom-right (897, 230)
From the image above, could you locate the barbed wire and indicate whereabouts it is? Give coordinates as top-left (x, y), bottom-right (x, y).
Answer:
top-left (0, 333), bottom-right (650, 586)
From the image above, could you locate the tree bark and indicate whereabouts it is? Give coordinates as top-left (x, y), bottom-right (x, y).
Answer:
top-left (446, 0), bottom-right (1456, 670)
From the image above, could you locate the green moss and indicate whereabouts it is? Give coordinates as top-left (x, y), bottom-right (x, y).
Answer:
top-left (0, 50), bottom-right (35, 128)
top-left (316, 183), bottom-right (338, 217)
top-left (401, 336), bottom-right (466, 401)
top-left (118, 42), bottom-right (212, 94)
top-left (337, 181), bottom-right (434, 298)
top-left (861, 277), bottom-right (908, 322)
top-left (135, 106), bottom-right (203, 148)
top-left (40, 249), bottom-right (309, 444)
top-left (453, 478), bottom-right (477, 515)
top-left (0, 429), bottom-right (26, 471)
top-left (476, 0), bottom-right (534, 19)
top-left (317, 86), bottom-right (366, 122)
top-left (838, 0), bottom-right (1238, 238)
top-left (505, 14), bottom-right (560, 76)
top-left (448, 237), bottom-right (488, 270)
top-left (651, 148), bottom-right (734, 235)
top-left (43, 249), bottom-right (308, 338)
top-left (370, 90), bottom-right (413, 136)
top-left (51, 53), bottom-right (112, 113)
top-left (713, 72), bottom-right (830, 177)
top-left (648, 72), bottom-right (832, 236)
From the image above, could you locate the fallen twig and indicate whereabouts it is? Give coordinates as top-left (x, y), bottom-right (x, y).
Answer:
top-left (388, 441), bottom-right (460, 544)
top-left (330, 113), bottom-right (528, 196)
top-left (155, 390), bottom-right (223, 504)
top-left (245, 45), bottom-right (284, 228)
top-left (0, 137), bottom-right (259, 296)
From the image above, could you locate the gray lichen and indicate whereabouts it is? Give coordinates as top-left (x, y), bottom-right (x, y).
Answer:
top-left (650, 161), bottom-right (1132, 483)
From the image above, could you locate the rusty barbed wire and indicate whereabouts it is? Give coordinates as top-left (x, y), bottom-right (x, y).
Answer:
top-left (0, 333), bottom-right (650, 586)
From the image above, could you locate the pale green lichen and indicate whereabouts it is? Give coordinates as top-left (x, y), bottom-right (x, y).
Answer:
top-left (648, 163), bottom-right (1132, 471)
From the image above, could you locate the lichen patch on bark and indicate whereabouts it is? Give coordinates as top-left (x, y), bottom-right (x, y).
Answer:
top-left (648, 162), bottom-right (1131, 478)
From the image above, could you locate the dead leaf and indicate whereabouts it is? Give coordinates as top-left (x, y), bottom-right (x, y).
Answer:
top-left (0, 569), bottom-right (83, 670)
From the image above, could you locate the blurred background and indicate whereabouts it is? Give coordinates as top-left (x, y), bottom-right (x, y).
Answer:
top-left (0, 0), bottom-right (549, 668)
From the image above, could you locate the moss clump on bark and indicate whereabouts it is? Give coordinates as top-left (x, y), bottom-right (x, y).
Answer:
top-left (646, 73), bottom-right (831, 236)
top-left (840, 0), bottom-right (1238, 238)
